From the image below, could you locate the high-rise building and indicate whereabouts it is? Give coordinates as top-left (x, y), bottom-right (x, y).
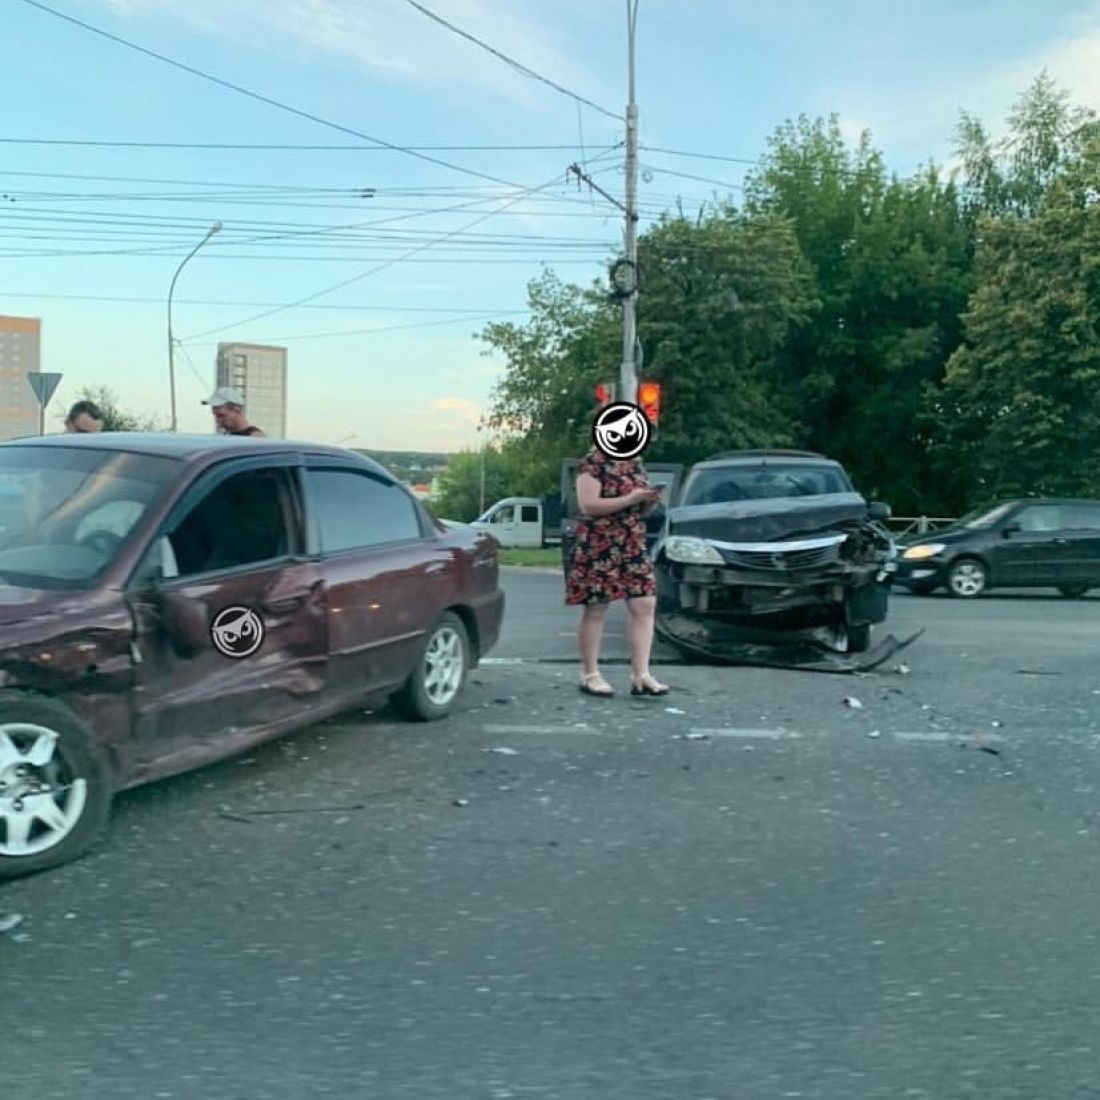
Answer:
top-left (215, 343), bottom-right (288, 438)
top-left (0, 316), bottom-right (43, 441)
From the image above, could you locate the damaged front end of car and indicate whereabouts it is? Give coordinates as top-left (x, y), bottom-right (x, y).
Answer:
top-left (653, 492), bottom-right (902, 668)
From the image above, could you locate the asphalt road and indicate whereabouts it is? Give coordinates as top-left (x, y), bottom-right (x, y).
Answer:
top-left (4, 571), bottom-right (1100, 1099)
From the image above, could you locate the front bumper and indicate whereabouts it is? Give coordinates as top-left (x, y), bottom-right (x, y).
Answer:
top-left (656, 558), bottom-right (893, 627)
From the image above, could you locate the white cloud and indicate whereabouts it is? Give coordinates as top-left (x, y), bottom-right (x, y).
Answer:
top-left (96, 0), bottom-right (616, 110)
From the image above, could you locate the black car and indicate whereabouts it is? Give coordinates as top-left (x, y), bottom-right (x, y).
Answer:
top-left (896, 499), bottom-right (1100, 598)
top-left (651, 450), bottom-right (896, 656)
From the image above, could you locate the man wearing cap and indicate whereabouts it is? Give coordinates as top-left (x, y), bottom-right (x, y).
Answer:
top-left (203, 386), bottom-right (265, 437)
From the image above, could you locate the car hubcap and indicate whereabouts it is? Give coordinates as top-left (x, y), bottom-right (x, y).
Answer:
top-left (423, 627), bottom-right (464, 706)
top-left (951, 564), bottom-right (985, 596)
top-left (0, 723), bottom-right (87, 857)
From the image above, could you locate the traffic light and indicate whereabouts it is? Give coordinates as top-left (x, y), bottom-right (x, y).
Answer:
top-left (638, 380), bottom-right (661, 425)
top-left (594, 382), bottom-right (616, 407)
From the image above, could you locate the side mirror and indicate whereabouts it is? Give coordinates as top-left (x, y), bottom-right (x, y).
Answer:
top-left (158, 590), bottom-right (209, 659)
top-left (868, 502), bottom-right (891, 521)
top-left (1002, 523), bottom-right (1021, 539)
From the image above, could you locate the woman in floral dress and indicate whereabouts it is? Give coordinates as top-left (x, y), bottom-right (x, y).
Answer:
top-left (564, 446), bottom-right (671, 697)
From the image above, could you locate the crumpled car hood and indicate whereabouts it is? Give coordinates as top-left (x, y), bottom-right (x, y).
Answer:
top-left (0, 583), bottom-right (81, 628)
top-left (667, 492), bottom-right (870, 543)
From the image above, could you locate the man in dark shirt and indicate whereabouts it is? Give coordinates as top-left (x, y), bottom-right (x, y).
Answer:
top-left (64, 400), bottom-right (104, 433)
top-left (202, 386), bottom-right (265, 437)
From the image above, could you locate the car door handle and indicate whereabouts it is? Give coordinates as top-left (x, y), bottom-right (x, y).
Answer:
top-left (263, 594), bottom-right (308, 614)
top-left (1053, 538), bottom-right (1067, 545)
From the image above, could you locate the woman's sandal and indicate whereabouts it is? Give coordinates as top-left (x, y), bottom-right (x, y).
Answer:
top-left (630, 673), bottom-right (670, 697)
top-left (579, 672), bottom-right (614, 697)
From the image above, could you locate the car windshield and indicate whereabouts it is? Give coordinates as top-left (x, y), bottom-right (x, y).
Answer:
top-left (0, 446), bottom-right (179, 588)
top-left (957, 503), bottom-right (1016, 529)
top-left (680, 462), bottom-right (853, 506)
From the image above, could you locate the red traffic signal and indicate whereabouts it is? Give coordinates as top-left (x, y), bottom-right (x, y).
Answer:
top-left (594, 382), bottom-right (616, 407)
top-left (638, 381), bottom-right (661, 425)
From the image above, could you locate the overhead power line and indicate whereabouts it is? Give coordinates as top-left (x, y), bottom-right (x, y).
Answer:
top-left (0, 290), bottom-right (529, 315)
top-left (0, 137), bottom-right (623, 153)
top-left (179, 170), bottom-right (582, 343)
top-left (17, 0), bottom-right (530, 190)
top-left (403, 0), bottom-right (621, 122)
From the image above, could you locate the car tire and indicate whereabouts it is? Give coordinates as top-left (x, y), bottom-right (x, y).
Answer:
top-left (947, 557), bottom-right (988, 599)
top-left (392, 611), bottom-right (470, 722)
top-left (846, 623), bottom-right (872, 653)
top-left (1058, 585), bottom-right (1088, 599)
top-left (0, 691), bottom-right (113, 881)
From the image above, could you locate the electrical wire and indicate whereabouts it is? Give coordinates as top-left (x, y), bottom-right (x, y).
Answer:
top-left (184, 311), bottom-right (517, 348)
top-left (178, 170), bottom-right (592, 343)
top-left (17, 0), bottom-right (533, 190)
top-left (0, 137), bottom-right (623, 153)
top-left (403, 0), bottom-right (621, 122)
top-left (0, 290), bottom-right (529, 314)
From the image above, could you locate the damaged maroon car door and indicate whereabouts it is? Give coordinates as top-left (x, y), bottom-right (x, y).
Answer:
top-left (125, 456), bottom-right (328, 780)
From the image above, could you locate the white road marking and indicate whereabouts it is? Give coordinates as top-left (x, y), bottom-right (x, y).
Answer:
top-left (690, 728), bottom-right (802, 740)
top-left (480, 657), bottom-right (527, 665)
top-left (482, 724), bottom-right (598, 736)
top-left (892, 731), bottom-right (1006, 743)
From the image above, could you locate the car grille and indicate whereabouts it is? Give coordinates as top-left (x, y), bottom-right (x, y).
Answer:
top-left (720, 544), bottom-right (840, 571)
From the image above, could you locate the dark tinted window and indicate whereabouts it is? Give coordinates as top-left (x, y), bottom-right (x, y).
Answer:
top-left (682, 463), bottom-right (852, 506)
top-left (310, 469), bottom-right (422, 552)
top-left (1015, 505), bottom-right (1061, 532)
top-left (520, 505), bottom-right (539, 523)
top-left (1063, 503), bottom-right (1100, 530)
top-left (170, 468), bottom-right (294, 577)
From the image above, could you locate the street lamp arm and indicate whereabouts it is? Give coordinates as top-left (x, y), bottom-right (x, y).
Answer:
top-left (167, 222), bottom-right (221, 433)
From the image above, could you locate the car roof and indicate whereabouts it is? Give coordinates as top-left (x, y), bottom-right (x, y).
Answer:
top-left (0, 433), bottom-right (394, 479)
top-left (695, 449), bottom-right (837, 465)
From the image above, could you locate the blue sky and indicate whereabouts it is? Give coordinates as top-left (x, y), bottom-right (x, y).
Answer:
top-left (4, 0), bottom-right (1098, 448)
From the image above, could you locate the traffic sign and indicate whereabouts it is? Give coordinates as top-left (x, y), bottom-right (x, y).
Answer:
top-left (27, 371), bottom-right (62, 408)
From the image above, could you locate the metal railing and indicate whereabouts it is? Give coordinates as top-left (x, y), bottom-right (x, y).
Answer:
top-left (886, 516), bottom-right (958, 539)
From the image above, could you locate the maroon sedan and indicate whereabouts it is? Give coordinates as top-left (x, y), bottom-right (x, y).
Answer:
top-left (0, 433), bottom-right (504, 879)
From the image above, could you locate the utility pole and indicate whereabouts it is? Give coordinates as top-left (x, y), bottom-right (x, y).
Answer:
top-left (620, 0), bottom-right (640, 406)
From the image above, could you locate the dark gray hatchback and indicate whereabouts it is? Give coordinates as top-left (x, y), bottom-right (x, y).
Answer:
top-left (895, 499), bottom-right (1100, 598)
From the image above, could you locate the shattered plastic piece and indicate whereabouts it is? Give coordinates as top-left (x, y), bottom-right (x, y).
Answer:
top-left (488, 747), bottom-right (520, 756)
top-left (452, 799), bottom-right (469, 808)
top-left (980, 746), bottom-right (1001, 756)
top-left (665, 707), bottom-right (687, 715)
top-left (685, 732), bottom-right (709, 741)
top-left (843, 697), bottom-right (864, 709)
top-left (0, 913), bottom-right (24, 934)
top-left (893, 664), bottom-right (911, 675)
top-left (991, 720), bottom-right (1003, 729)
top-left (868, 730), bottom-right (882, 739)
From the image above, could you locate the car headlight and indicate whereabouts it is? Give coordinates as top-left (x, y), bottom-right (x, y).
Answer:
top-left (902, 543), bottom-right (946, 561)
top-left (664, 536), bottom-right (725, 565)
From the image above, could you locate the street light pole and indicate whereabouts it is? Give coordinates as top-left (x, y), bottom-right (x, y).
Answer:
top-left (619, 0), bottom-right (640, 406)
top-left (167, 221), bottom-right (222, 433)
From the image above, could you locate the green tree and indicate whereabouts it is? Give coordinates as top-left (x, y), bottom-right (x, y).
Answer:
top-left (936, 123), bottom-right (1100, 500)
top-left (78, 385), bottom-right (162, 432)
top-left (744, 115), bottom-right (973, 513)
top-left (480, 210), bottom-right (815, 487)
top-left (432, 446), bottom-right (513, 523)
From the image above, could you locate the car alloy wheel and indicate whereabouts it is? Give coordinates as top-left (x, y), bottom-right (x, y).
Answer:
top-left (424, 625), bottom-right (465, 707)
top-left (0, 723), bottom-right (87, 858)
top-left (948, 559), bottom-right (987, 598)
top-left (0, 692), bottom-right (112, 880)
top-left (393, 611), bottom-right (471, 721)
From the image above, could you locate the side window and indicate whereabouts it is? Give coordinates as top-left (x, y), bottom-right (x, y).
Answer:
top-left (491, 505), bottom-right (514, 525)
top-left (520, 504), bottom-right (539, 523)
top-left (169, 468), bottom-right (294, 577)
top-left (309, 469), bottom-right (422, 553)
top-left (1016, 505), bottom-right (1060, 532)
top-left (1064, 503), bottom-right (1100, 530)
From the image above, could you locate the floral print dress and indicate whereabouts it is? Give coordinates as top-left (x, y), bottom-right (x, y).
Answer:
top-left (564, 450), bottom-right (657, 605)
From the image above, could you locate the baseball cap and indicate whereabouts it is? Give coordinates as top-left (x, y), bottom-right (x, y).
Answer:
top-left (203, 386), bottom-right (245, 408)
